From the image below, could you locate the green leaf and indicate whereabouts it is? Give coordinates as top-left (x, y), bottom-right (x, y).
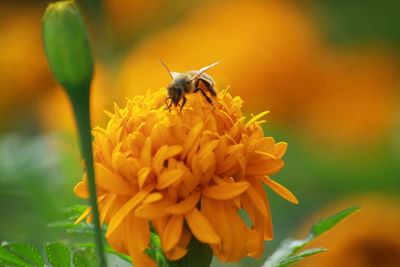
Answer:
top-left (74, 243), bottom-right (132, 263)
top-left (147, 232), bottom-right (168, 267)
top-left (48, 219), bottom-right (106, 235)
top-left (263, 239), bottom-right (308, 267)
top-left (73, 247), bottom-right (97, 267)
top-left (0, 258), bottom-right (26, 267)
top-left (263, 207), bottom-right (359, 267)
top-left (48, 220), bottom-right (82, 229)
top-left (0, 245), bottom-right (31, 267)
top-left (61, 205), bottom-right (89, 221)
top-left (311, 207), bottom-right (359, 237)
top-left (63, 205), bottom-right (89, 215)
top-left (66, 225), bottom-right (97, 235)
top-left (45, 242), bottom-right (71, 267)
top-left (276, 248), bottom-right (327, 267)
top-left (48, 220), bottom-right (106, 237)
top-left (4, 243), bottom-right (45, 267)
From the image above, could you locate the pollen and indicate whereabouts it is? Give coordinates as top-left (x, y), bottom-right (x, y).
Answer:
top-left (73, 88), bottom-right (298, 266)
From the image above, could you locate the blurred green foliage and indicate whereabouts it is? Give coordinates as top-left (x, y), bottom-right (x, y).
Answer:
top-left (309, 0), bottom-right (400, 49)
top-left (0, 134), bottom-right (82, 243)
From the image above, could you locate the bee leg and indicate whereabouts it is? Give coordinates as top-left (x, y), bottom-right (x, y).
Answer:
top-left (194, 88), bottom-right (213, 106)
top-left (208, 86), bottom-right (217, 97)
top-left (165, 97), bottom-right (173, 111)
top-left (180, 96), bottom-right (187, 111)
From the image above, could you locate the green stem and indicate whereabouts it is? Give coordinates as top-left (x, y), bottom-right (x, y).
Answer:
top-left (69, 86), bottom-right (107, 267)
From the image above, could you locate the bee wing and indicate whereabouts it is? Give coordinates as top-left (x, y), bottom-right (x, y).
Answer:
top-left (191, 60), bottom-right (223, 81)
top-left (171, 72), bottom-right (180, 78)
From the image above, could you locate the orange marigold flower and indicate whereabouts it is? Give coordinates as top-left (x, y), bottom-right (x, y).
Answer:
top-left (73, 88), bottom-right (298, 266)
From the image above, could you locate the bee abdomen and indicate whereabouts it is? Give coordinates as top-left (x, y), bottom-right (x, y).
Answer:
top-left (197, 78), bottom-right (216, 96)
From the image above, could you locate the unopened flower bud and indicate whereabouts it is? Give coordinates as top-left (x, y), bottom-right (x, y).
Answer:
top-left (42, 0), bottom-right (93, 94)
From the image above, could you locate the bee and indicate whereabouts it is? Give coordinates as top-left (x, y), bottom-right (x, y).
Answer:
top-left (158, 58), bottom-right (222, 111)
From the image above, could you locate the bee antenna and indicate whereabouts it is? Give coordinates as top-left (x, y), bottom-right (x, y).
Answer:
top-left (157, 58), bottom-right (174, 79)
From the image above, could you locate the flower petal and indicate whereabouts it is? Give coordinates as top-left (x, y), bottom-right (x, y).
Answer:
top-left (164, 229), bottom-right (191, 261)
top-left (95, 163), bottom-right (134, 195)
top-left (246, 159), bottom-right (284, 176)
top-left (100, 193), bottom-right (117, 225)
top-left (74, 195), bottom-right (107, 224)
top-left (162, 215), bottom-right (184, 252)
top-left (274, 142), bottom-right (287, 158)
top-left (140, 137), bottom-right (152, 167)
top-left (181, 122), bottom-right (203, 159)
top-left (126, 213), bottom-right (150, 251)
top-left (107, 213), bottom-right (128, 254)
top-left (198, 140), bottom-right (219, 164)
top-left (245, 184), bottom-right (268, 217)
top-left (151, 216), bottom-right (169, 243)
top-left (73, 181), bottom-right (89, 199)
top-left (126, 213), bottom-right (156, 267)
top-left (185, 208), bottom-right (220, 244)
top-left (152, 145), bottom-right (167, 174)
top-left (137, 167), bottom-right (151, 189)
top-left (111, 151), bottom-right (137, 179)
top-left (203, 181), bottom-right (249, 200)
top-left (200, 156), bottom-right (216, 184)
top-left (248, 181), bottom-right (273, 240)
top-left (106, 184), bottom-right (154, 237)
top-left (165, 246), bottom-right (187, 261)
top-left (245, 111), bottom-right (269, 127)
top-left (165, 145), bottom-right (183, 159)
top-left (157, 169), bottom-right (184, 190)
top-left (135, 199), bottom-right (175, 219)
top-left (255, 137), bottom-right (275, 153)
top-left (165, 191), bottom-right (201, 215)
top-left (74, 206), bottom-right (91, 225)
top-left (142, 192), bottom-right (163, 204)
top-left (201, 197), bottom-right (249, 262)
top-left (260, 176), bottom-right (298, 204)
top-left (254, 150), bottom-right (277, 160)
top-left (217, 144), bottom-right (244, 174)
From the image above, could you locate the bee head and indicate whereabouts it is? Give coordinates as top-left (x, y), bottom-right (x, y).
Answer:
top-left (167, 85), bottom-right (183, 104)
